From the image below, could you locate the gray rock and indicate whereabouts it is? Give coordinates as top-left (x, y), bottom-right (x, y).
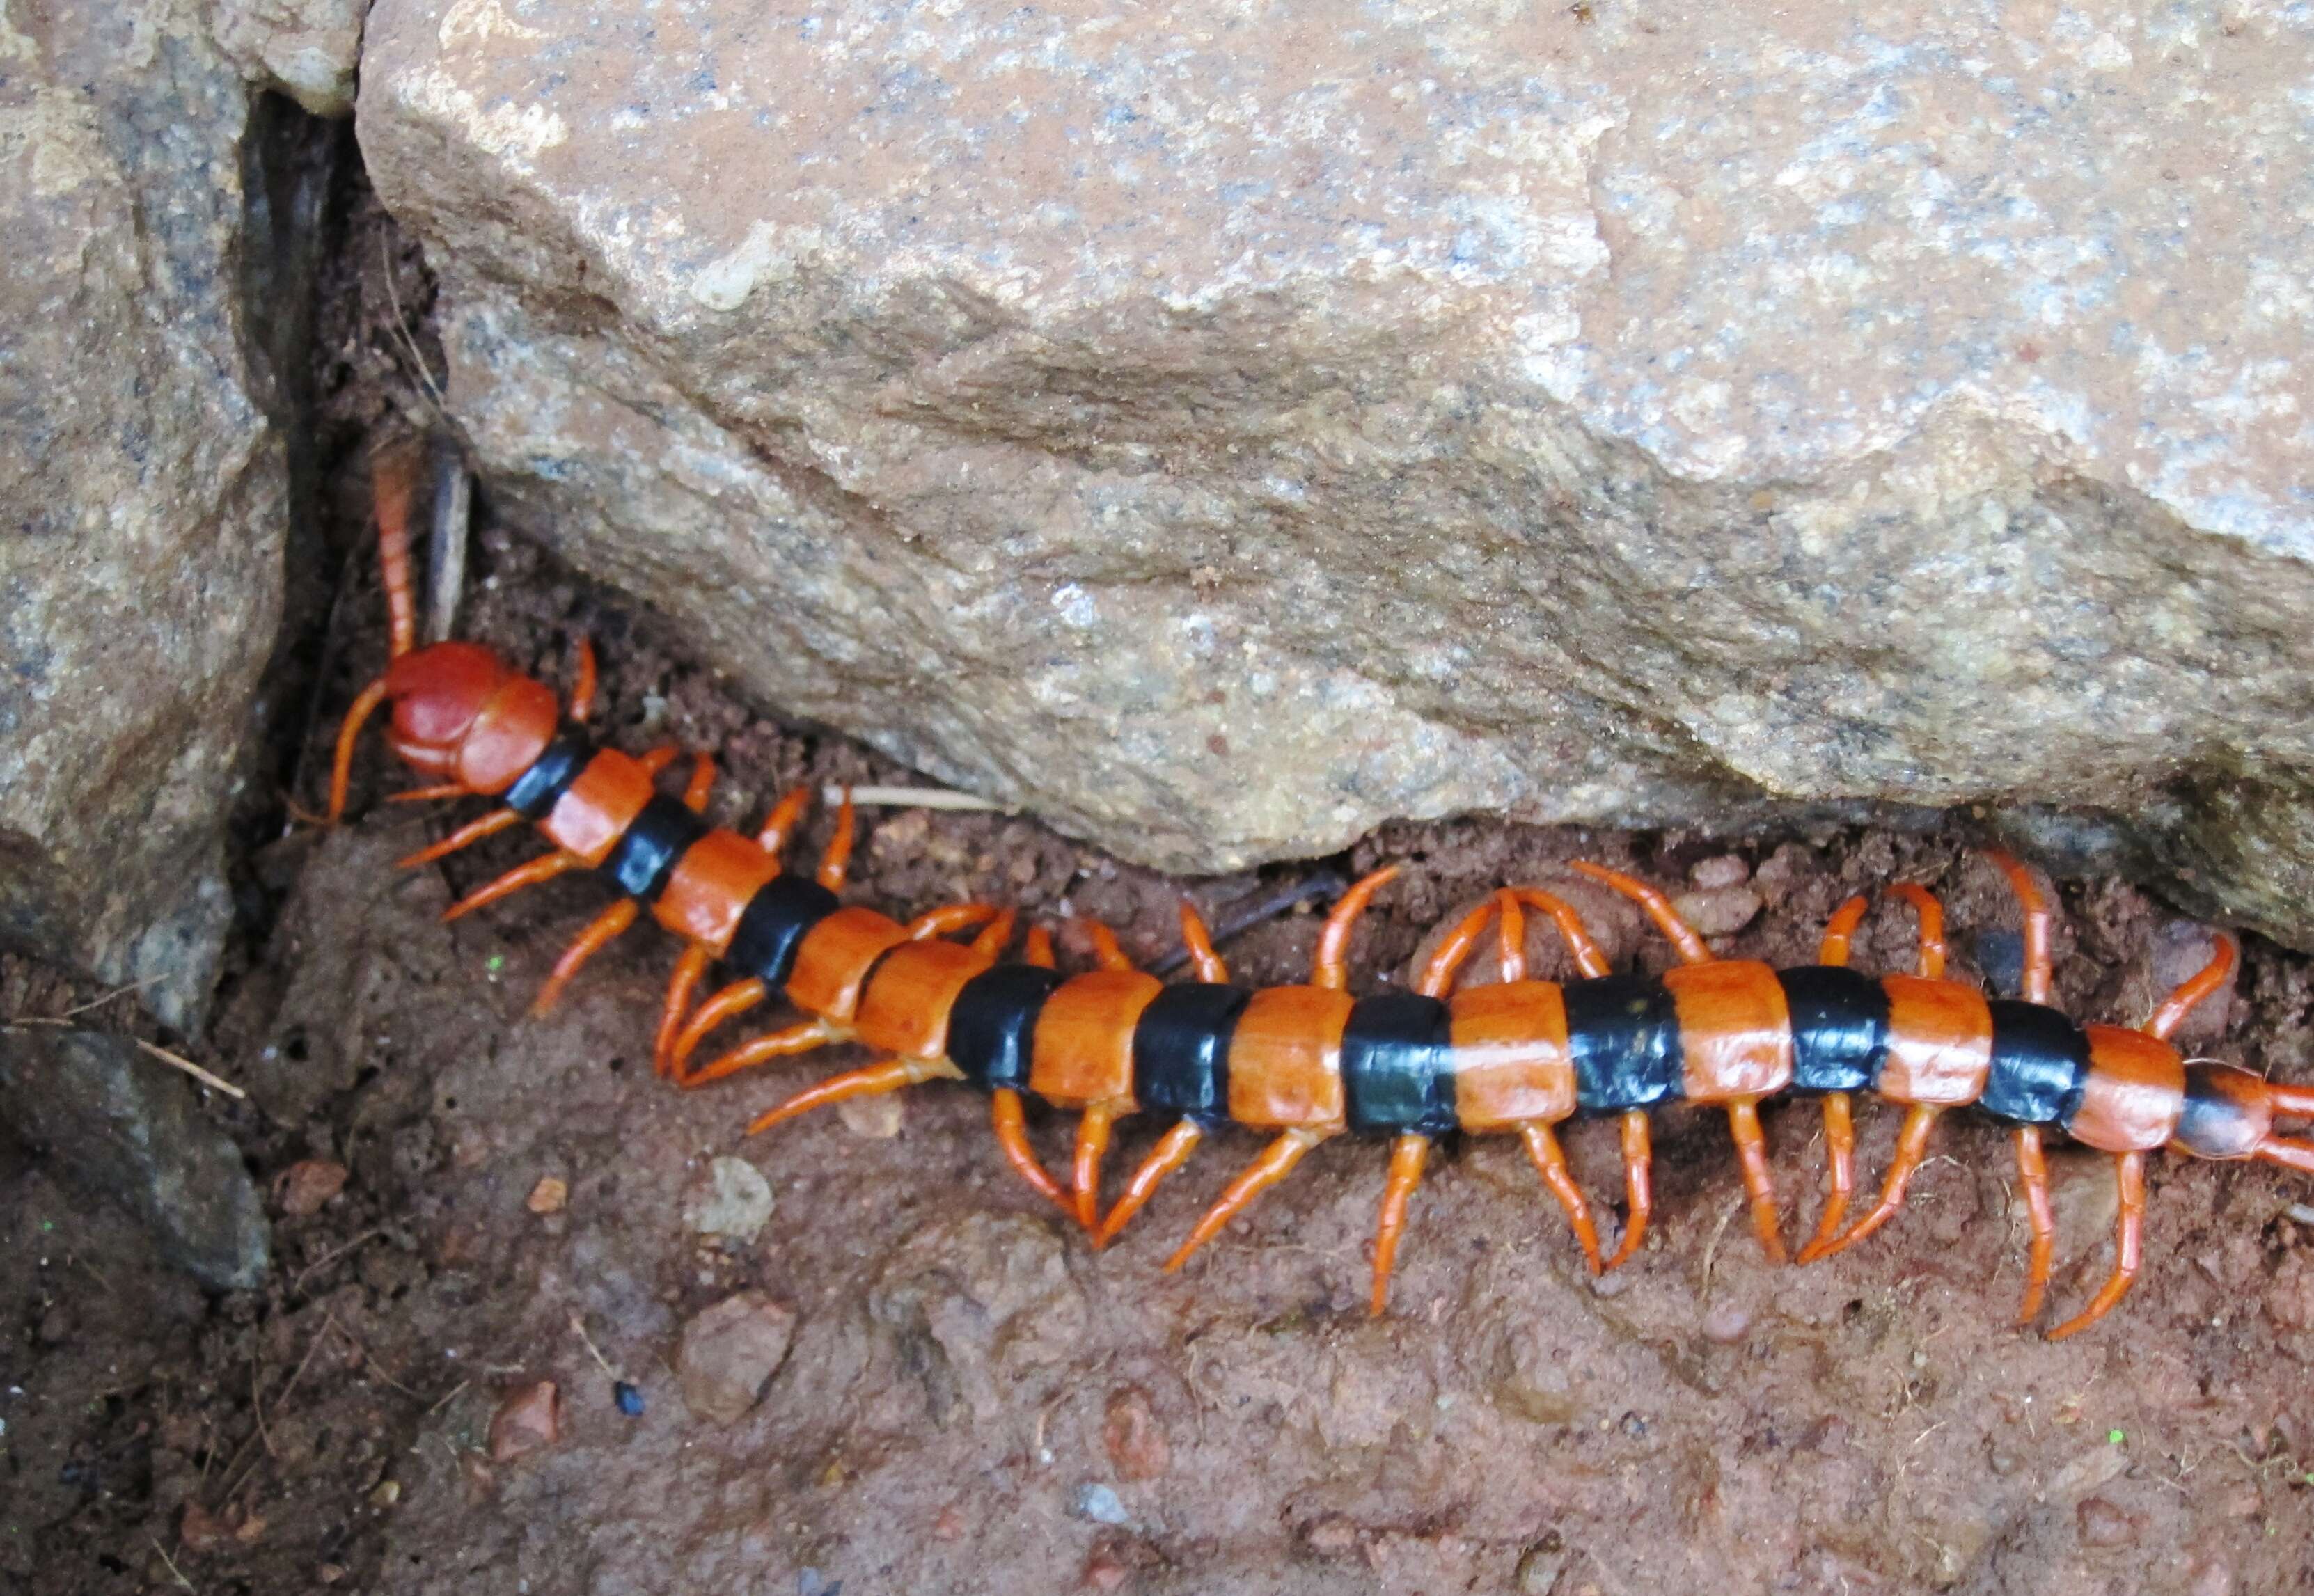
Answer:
top-left (358, 3), bottom-right (2314, 946)
top-left (212, 0), bottom-right (368, 117)
top-left (0, 1029), bottom-right (269, 1290)
top-left (0, 1), bottom-right (287, 1028)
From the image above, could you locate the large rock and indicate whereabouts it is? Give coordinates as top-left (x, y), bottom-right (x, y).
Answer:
top-left (358, 3), bottom-right (2314, 942)
top-left (0, 1), bottom-right (287, 1026)
top-left (0, 1028), bottom-right (269, 1290)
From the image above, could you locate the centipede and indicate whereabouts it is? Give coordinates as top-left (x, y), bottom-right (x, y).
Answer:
top-left (325, 457), bottom-right (2314, 1338)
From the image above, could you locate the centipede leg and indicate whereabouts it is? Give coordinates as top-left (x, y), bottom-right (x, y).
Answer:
top-left (1818, 895), bottom-right (1868, 967)
top-left (388, 782), bottom-right (471, 805)
top-left (1887, 883), bottom-right (1946, 980)
top-left (1073, 1100), bottom-right (1121, 1240)
top-left (748, 1055), bottom-right (947, 1137)
top-left (816, 787), bottom-right (856, 890)
top-left (1803, 1091), bottom-right (1857, 1260)
top-left (2013, 1125), bottom-right (2056, 1327)
top-left (397, 807), bottom-right (523, 869)
top-left (991, 1089), bottom-right (1073, 1217)
top-left (2045, 1151), bottom-right (2146, 1341)
top-left (1726, 1097), bottom-right (1787, 1264)
top-left (567, 635), bottom-right (598, 722)
top-left (1802, 1102), bottom-right (1940, 1261)
top-left (1568, 862), bottom-right (1712, 965)
top-left (1518, 1121), bottom-right (1603, 1274)
top-left (1369, 1133), bottom-right (1430, 1317)
top-left (325, 677), bottom-right (390, 825)
top-left (1163, 1128), bottom-right (1332, 1272)
top-left (682, 752), bottom-right (716, 812)
top-left (654, 943), bottom-right (712, 1077)
top-left (682, 1016), bottom-right (842, 1090)
top-left (1085, 920), bottom-right (1135, 974)
top-left (532, 899), bottom-right (640, 1015)
top-left (442, 851), bottom-right (578, 922)
top-left (754, 785), bottom-right (812, 855)
top-left (1311, 867), bottom-right (1401, 989)
top-left (1179, 901), bottom-right (1229, 983)
top-left (1603, 1110), bottom-right (1654, 1271)
top-left (1098, 1119), bottom-right (1204, 1245)
top-left (666, 978), bottom-right (768, 1077)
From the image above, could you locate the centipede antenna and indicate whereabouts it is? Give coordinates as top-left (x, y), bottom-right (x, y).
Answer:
top-left (372, 437), bottom-right (422, 662)
top-left (2146, 931), bottom-right (2237, 1041)
top-left (423, 437), bottom-right (469, 647)
top-left (1149, 871), bottom-right (1348, 976)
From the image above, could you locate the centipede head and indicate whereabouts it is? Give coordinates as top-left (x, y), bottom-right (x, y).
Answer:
top-left (329, 642), bottom-right (560, 821)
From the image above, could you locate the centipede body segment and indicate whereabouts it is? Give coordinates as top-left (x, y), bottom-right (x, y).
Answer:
top-left (327, 451), bottom-right (2314, 1335)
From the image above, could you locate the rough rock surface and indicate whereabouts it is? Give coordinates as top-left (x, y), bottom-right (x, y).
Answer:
top-left (0, 0), bottom-right (286, 1026)
top-left (212, 0), bottom-right (368, 116)
top-left (676, 1290), bottom-right (795, 1424)
top-left (0, 1028), bottom-right (269, 1290)
top-left (356, 3), bottom-right (2314, 946)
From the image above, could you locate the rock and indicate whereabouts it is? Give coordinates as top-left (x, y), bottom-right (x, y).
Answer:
top-left (835, 1091), bottom-right (904, 1140)
top-left (524, 1175), bottom-right (567, 1215)
top-left (1101, 1386), bottom-right (1169, 1483)
top-left (212, 0), bottom-right (368, 117)
top-left (273, 1158), bottom-right (348, 1217)
top-left (1671, 886), bottom-right (1763, 940)
top-left (0, 1029), bottom-right (269, 1290)
top-left (682, 1156), bottom-right (773, 1242)
top-left (1071, 1483), bottom-right (1132, 1528)
top-left (2076, 1496), bottom-right (2141, 1549)
top-left (675, 1291), bottom-right (796, 1425)
top-left (0, 0), bottom-right (288, 1029)
top-left (359, 3), bottom-right (2314, 947)
top-left (487, 1380), bottom-right (560, 1462)
top-left (867, 1212), bottom-right (1087, 1425)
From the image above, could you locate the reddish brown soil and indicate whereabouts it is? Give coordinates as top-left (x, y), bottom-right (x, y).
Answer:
top-left (5, 195), bottom-right (2313, 1596)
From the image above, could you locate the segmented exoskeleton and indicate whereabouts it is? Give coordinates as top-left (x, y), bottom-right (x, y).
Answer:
top-left (329, 459), bottom-right (2314, 1335)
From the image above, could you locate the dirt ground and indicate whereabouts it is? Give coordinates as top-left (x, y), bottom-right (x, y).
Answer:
top-left (5, 189), bottom-right (2314, 1596)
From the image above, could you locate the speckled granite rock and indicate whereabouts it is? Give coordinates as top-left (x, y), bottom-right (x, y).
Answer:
top-left (0, 1), bottom-right (287, 1026)
top-left (358, 3), bottom-right (2314, 943)
top-left (213, 0), bottom-right (368, 116)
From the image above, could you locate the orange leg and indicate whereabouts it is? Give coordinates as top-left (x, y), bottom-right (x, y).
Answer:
top-left (1603, 1110), bottom-right (1654, 1270)
top-left (2045, 1152), bottom-right (2146, 1341)
top-left (1802, 1102), bottom-right (1940, 1261)
top-left (1887, 884), bottom-right (1946, 980)
top-left (1513, 888), bottom-right (1613, 979)
top-left (1163, 1128), bottom-right (1332, 1272)
top-left (2013, 1125), bottom-right (2056, 1327)
top-left (1311, 867), bottom-right (1401, 989)
top-left (2148, 932), bottom-right (2237, 1041)
top-left (398, 807), bottom-right (522, 869)
top-left (1179, 901), bottom-right (1228, 983)
top-left (1726, 1097), bottom-right (1786, 1264)
top-left (1086, 920), bottom-right (1135, 974)
top-left (1981, 851), bottom-right (2050, 1002)
top-left (326, 677), bottom-right (389, 824)
top-left (681, 1017), bottom-right (841, 1090)
top-left (532, 899), bottom-right (639, 1015)
top-left (1098, 1119), bottom-right (1204, 1245)
top-left (654, 943), bottom-right (711, 1077)
top-left (666, 978), bottom-right (769, 1076)
top-left (1568, 862), bottom-right (1711, 965)
top-left (1369, 1133), bottom-right (1430, 1317)
top-left (1493, 889), bottom-right (1528, 982)
top-left (442, 851), bottom-right (578, 922)
top-left (682, 752), bottom-right (716, 812)
top-left (968, 909), bottom-right (1018, 958)
top-left (816, 787), bottom-right (857, 890)
top-left (1818, 895), bottom-right (1868, 966)
top-left (1414, 896), bottom-right (1508, 997)
top-left (636, 745), bottom-right (681, 779)
top-left (389, 782), bottom-right (471, 804)
top-left (907, 902), bottom-right (1005, 942)
top-left (1023, 926), bottom-right (1057, 968)
top-left (1073, 1100), bottom-right (1121, 1238)
top-left (1803, 1091), bottom-right (1857, 1260)
top-left (748, 1056), bottom-right (945, 1137)
top-left (1518, 1121), bottom-right (1603, 1274)
top-left (991, 1089), bottom-right (1073, 1217)
top-left (755, 785), bottom-right (812, 855)
top-left (568, 635), bottom-right (598, 722)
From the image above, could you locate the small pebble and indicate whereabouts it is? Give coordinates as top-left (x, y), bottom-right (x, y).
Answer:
top-left (1672, 885), bottom-right (1762, 938)
top-left (179, 1501), bottom-right (228, 1554)
top-left (489, 1380), bottom-right (560, 1462)
top-left (1688, 854), bottom-right (1750, 890)
top-left (1699, 1299), bottom-right (1751, 1344)
top-left (836, 1091), bottom-right (904, 1139)
top-left (1516, 1531), bottom-right (1568, 1595)
top-left (1073, 1483), bottom-right (1131, 1526)
top-left (1101, 1386), bottom-right (1170, 1481)
top-left (684, 1156), bottom-right (774, 1242)
top-left (614, 1380), bottom-right (645, 1416)
top-left (1302, 1515), bottom-right (1359, 1557)
top-left (368, 1480), bottom-right (400, 1510)
top-left (677, 1291), bottom-right (796, 1424)
top-left (2077, 1495), bottom-right (2140, 1548)
top-left (526, 1176), bottom-right (569, 1215)
top-left (274, 1159), bottom-right (349, 1217)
